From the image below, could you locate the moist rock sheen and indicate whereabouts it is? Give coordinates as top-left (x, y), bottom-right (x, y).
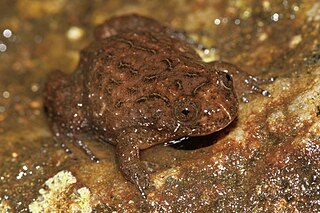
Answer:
top-left (43, 14), bottom-right (273, 197)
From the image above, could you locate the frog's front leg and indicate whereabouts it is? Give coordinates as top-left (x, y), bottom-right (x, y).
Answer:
top-left (209, 61), bottom-right (276, 102)
top-left (116, 130), bottom-right (150, 198)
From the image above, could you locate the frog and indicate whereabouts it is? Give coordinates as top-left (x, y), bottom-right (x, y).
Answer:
top-left (43, 14), bottom-right (274, 197)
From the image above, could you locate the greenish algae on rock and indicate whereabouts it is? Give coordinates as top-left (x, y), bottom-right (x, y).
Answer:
top-left (28, 170), bottom-right (93, 213)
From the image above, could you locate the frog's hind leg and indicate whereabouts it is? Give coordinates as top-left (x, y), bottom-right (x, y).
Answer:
top-left (51, 123), bottom-right (73, 154)
top-left (165, 28), bottom-right (213, 51)
top-left (94, 14), bottom-right (165, 40)
top-left (51, 123), bottom-right (99, 162)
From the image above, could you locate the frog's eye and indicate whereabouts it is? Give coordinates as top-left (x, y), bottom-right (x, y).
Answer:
top-left (218, 71), bottom-right (233, 90)
top-left (174, 99), bottom-right (199, 122)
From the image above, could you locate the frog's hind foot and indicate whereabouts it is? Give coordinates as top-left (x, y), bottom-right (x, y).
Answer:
top-left (52, 134), bottom-right (73, 154)
top-left (60, 141), bottom-right (72, 154)
top-left (74, 139), bottom-right (100, 163)
top-left (51, 124), bottom-right (99, 162)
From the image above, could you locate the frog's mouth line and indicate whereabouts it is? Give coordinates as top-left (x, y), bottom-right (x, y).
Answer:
top-left (218, 102), bottom-right (233, 122)
top-left (173, 122), bottom-right (181, 133)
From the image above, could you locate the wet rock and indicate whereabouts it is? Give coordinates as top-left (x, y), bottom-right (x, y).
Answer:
top-left (0, 0), bottom-right (319, 212)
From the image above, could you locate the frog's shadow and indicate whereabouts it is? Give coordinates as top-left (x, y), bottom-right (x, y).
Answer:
top-left (167, 119), bottom-right (237, 150)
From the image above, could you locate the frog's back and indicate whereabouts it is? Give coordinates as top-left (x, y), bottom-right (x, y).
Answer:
top-left (80, 30), bottom-right (211, 134)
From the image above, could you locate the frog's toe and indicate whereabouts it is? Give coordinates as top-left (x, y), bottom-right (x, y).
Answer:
top-left (60, 141), bottom-right (72, 154)
top-left (238, 75), bottom-right (275, 102)
top-left (239, 84), bottom-right (272, 103)
top-left (250, 84), bottom-right (271, 97)
top-left (74, 139), bottom-right (100, 163)
top-left (133, 169), bottom-right (150, 198)
top-left (252, 76), bottom-right (276, 84)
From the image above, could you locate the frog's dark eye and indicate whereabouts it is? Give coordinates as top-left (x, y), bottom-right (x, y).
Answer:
top-left (174, 99), bottom-right (199, 122)
top-left (218, 71), bottom-right (233, 90)
top-left (181, 108), bottom-right (190, 116)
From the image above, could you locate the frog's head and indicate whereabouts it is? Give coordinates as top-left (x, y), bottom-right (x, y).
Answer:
top-left (172, 71), bottom-right (238, 136)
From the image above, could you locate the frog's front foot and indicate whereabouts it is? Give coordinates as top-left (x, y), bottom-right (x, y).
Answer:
top-left (120, 162), bottom-right (150, 198)
top-left (210, 61), bottom-right (276, 102)
top-left (238, 75), bottom-right (276, 103)
top-left (116, 136), bottom-right (151, 198)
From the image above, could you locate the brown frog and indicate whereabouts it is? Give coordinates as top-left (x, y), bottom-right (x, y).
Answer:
top-left (43, 14), bottom-right (274, 197)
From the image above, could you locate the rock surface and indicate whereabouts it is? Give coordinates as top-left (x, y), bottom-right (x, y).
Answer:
top-left (0, 0), bottom-right (319, 212)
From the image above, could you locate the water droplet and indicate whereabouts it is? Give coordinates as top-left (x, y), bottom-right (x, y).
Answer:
top-left (31, 83), bottom-right (39, 92)
top-left (16, 171), bottom-right (24, 180)
top-left (271, 13), bottom-right (280, 22)
top-left (214, 18), bottom-right (221, 25)
top-left (0, 106), bottom-right (5, 112)
top-left (203, 48), bottom-right (210, 55)
top-left (234, 19), bottom-right (241, 25)
top-left (0, 43), bottom-right (7, 52)
top-left (2, 91), bottom-right (10, 98)
top-left (66, 26), bottom-right (84, 41)
top-left (3, 29), bottom-right (12, 38)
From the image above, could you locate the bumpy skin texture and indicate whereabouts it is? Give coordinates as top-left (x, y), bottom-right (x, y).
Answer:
top-left (43, 14), bottom-right (274, 197)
